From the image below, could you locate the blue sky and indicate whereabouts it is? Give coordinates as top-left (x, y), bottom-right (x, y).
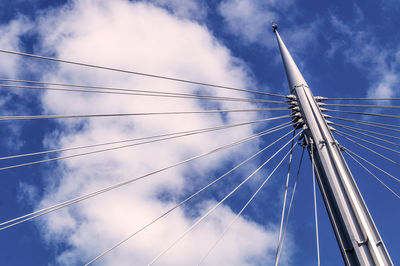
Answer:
top-left (0, 0), bottom-right (399, 265)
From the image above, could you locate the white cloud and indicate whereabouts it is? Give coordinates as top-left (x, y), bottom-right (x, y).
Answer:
top-left (148, 0), bottom-right (207, 20)
top-left (217, 0), bottom-right (319, 52)
top-left (0, 94), bottom-right (26, 150)
top-left (380, 0), bottom-right (400, 13)
top-left (0, 16), bottom-right (31, 78)
top-left (9, 0), bottom-right (293, 265)
top-left (0, 16), bottom-right (32, 150)
top-left (329, 10), bottom-right (400, 99)
top-left (218, 0), bottom-right (278, 46)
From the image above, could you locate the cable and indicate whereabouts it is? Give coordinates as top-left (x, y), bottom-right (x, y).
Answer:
top-left (0, 49), bottom-right (286, 97)
top-left (0, 115), bottom-right (290, 160)
top-left (0, 126), bottom-right (295, 231)
top-left (323, 97), bottom-right (400, 101)
top-left (311, 143), bottom-right (320, 266)
top-left (0, 107), bottom-right (289, 121)
top-left (85, 130), bottom-right (296, 265)
top-left (330, 116), bottom-right (400, 132)
top-left (275, 147), bottom-right (305, 266)
top-left (344, 150), bottom-right (400, 200)
top-left (307, 138), bottom-right (349, 264)
top-left (334, 129), bottom-right (400, 155)
top-left (344, 147), bottom-right (400, 183)
top-left (197, 143), bottom-right (299, 266)
top-left (326, 109), bottom-right (400, 119)
top-left (332, 123), bottom-right (400, 142)
top-left (0, 121), bottom-right (294, 171)
top-left (323, 103), bottom-right (400, 109)
top-left (275, 130), bottom-right (295, 266)
top-left (148, 131), bottom-right (302, 265)
top-left (0, 83), bottom-right (288, 105)
top-left (335, 131), bottom-right (400, 168)
top-left (308, 143), bottom-right (348, 264)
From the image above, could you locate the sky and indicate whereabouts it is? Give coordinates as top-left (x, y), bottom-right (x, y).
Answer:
top-left (0, 0), bottom-right (399, 265)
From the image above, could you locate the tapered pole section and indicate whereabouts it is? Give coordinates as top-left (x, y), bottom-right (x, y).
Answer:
top-left (273, 24), bottom-right (393, 265)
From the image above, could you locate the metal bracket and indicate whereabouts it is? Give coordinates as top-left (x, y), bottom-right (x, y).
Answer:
top-left (357, 237), bottom-right (369, 247)
top-left (319, 140), bottom-right (326, 148)
top-left (332, 141), bottom-right (346, 151)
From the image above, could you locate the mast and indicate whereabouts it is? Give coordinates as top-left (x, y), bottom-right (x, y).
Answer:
top-left (272, 24), bottom-right (393, 265)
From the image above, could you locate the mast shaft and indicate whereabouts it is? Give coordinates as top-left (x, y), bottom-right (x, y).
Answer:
top-left (273, 26), bottom-right (393, 265)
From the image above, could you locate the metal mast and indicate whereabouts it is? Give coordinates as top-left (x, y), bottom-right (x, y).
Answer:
top-left (272, 24), bottom-right (393, 265)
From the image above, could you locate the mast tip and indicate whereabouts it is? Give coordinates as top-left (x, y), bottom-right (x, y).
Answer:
top-left (272, 23), bottom-right (278, 32)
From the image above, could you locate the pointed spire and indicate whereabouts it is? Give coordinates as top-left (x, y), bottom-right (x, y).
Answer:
top-left (272, 24), bottom-right (308, 93)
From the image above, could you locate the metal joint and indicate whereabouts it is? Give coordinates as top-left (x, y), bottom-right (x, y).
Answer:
top-left (314, 96), bottom-right (328, 102)
top-left (319, 140), bottom-right (327, 149)
top-left (286, 94), bottom-right (297, 100)
top-left (357, 237), bottom-right (369, 247)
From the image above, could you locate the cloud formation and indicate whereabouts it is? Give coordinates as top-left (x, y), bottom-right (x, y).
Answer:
top-left (218, 0), bottom-right (279, 46)
top-left (0, 16), bottom-right (31, 78)
top-left (5, 0), bottom-right (291, 265)
top-left (149, 0), bottom-right (207, 20)
top-left (217, 0), bottom-right (319, 53)
top-left (329, 8), bottom-right (400, 99)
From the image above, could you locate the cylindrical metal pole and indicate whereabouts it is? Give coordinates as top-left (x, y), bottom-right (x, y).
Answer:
top-left (273, 24), bottom-right (393, 265)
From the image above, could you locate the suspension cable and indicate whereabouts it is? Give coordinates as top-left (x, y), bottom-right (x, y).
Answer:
top-left (0, 83), bottom-right (288, 105)
top-left (310, 143), bottom-right (321, 266)
top-left (0, 126), bottom-right (297, 231)
top-left (275, 130), bottom-right (296, 265)
top-left (330, 116), bottom-right (400, 131)
top-left (197, 143), bottom-right (299, 266)
top-left (0, 120), bottom-right (294, 171)
top-left (326, 109), bottom-right (400, 119)
top-left (334, 129), bottom-right (400, 155)
top-left (0, 107), bottom-right (289, 121)
top-left (344, 147), bottom-right (400, 183)
top-left (335, 131), bottom-right (400, 168)
top-left (0, 49), bottom-right (286, 97)
top-left (323, 103), bottom-right (400, 109)
top-left (308, 141), bottom-right (349, 261)
top-left (344, 150), bottom-right (400, 200)
top-left (275, 147), bottom-right (305, 266)
top-left (322, 97), bottom-right (400, 101)
top-left (0, 115), bottom-right (290, 161)
top-left (332, 123), bottom-right (400, 142)
top-left (148, 131), bottom-right (302, 265)
top-left (85, 130), bottom-right (297, 265)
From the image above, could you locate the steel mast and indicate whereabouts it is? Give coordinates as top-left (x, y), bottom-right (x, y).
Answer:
top-left (272, 24), bottom-right (393, 265)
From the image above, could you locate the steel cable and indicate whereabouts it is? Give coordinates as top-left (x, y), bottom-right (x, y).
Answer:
top-left (85, 130), bottom-right (297, 265)
top-left (274, 147), bottom-right (305, 266)
top-left (0, 125), bottom-right (297, 231)
top-left (0, 121), bottom-right (293, 171)
top-left (323, 103), bottom-right (400, 109)
top-left (0, 49), bottom-right (286, 97)
top-left (323, 97), bottom-right (400, 101)
top-left (334, 129), bottom-right (400, 155)
top-left (344, 150), bottom-right (400, 200)
top-left (0, 107), bottom-right (289, 121)
top-left (310, 144), bottom-right (348, 258)
top-left (332, 123), bottom-right (400, 142)
top-left (330, 116), bottom-right (400, 131)
top-left (335, 131), bottom-right (400, 168)
top-left (197, 143), bottom-right (299, 266)
top-left (311, 142), bottom-right (321, 266)
top-left (0, 83), bottom-right (288, 104)
top-left (275, 130), bottom-right (296, 265)
top-left (0, 115), bottom-right (290, 161)
top-left (344, 147), bottom-right (400, 183)
top-left (148, 131), bottom-right (302, 265)
top-left (326, 109), bottom-right (400, 119)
